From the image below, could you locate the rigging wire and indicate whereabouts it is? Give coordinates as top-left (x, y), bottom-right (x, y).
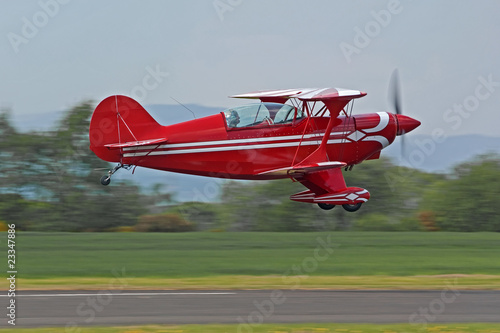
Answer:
top-left (338, 100), bottom-right (355, 162)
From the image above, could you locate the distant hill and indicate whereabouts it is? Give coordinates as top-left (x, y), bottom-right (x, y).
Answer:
top-left (12, 105), bottom-right (500, 201)
top-left (383, 134), bottom-right (500, 173)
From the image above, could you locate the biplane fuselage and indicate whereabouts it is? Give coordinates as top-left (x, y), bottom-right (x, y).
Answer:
top-left (116, 112), bottom-right (396, 180)
top-left (90, 88), bottom-right (420, 211)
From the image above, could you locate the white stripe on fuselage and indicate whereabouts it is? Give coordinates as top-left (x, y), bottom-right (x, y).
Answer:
top-left (123, 139), bottom-right (347, 157)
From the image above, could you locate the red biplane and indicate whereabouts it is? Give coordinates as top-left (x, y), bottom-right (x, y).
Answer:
top-left (89, 79), bottom-right (420, 212)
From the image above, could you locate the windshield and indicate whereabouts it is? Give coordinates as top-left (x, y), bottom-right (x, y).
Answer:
top-left (224, 103), bottom-right (303, 129)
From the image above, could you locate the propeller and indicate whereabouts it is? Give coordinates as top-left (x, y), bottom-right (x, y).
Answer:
top-left (388, 68), bottom-right (406, 157)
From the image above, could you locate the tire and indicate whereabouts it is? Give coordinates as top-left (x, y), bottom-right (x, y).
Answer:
top-left (318, 203), bottom-right (335, 210)
top-left (100, 175), bottom-right (111, 186)
top-left (342, 203), bottom-right (362, 212)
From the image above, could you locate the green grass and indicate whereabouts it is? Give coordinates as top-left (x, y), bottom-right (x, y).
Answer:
top-left (12, 232), bottom-right (500, 277)
top-left (0, 323), bottom-right (499, 333)
top-left (5, 232), bottom-right (500, 289)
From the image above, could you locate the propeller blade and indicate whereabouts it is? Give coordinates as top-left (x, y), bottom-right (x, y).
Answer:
top-left (389, 69), bottom-right (404, 157)
top-left (389, 69), bottom-right (402, 115)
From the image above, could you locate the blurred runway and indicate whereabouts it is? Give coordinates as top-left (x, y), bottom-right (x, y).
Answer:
top-left (2, 290), bottom-right (499, 327)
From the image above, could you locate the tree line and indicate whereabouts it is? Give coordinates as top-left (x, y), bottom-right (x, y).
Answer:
top-left (0, 102), bottom-right (499, 232)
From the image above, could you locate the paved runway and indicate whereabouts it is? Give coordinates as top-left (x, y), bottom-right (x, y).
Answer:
top-left (1, 290), bottom-right (499, 328)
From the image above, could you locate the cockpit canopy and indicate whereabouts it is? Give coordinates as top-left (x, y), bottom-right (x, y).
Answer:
top-left (223, 103), bottom-right (304, 129)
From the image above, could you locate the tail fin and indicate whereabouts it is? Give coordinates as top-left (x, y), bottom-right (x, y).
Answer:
top-left (89, 95), bottom-right (165, 162)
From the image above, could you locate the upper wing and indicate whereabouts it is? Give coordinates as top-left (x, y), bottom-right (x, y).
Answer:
top-left (230, 87), bottom-right (366, 118)
top-left (230, 88), bottom-right (365, 101)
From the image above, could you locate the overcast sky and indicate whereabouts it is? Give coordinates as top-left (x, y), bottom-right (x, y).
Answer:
top-left (1, 0), bottom-right (499, 137)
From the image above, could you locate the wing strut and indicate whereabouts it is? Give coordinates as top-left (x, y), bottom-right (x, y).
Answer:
top-left (293, 99), bottom-right (350, 167)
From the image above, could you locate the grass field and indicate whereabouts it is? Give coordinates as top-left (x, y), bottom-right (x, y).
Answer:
top-left (5, 232), bottom-right (500, 289)
top-left (1, 323), bottom-right (499, 333)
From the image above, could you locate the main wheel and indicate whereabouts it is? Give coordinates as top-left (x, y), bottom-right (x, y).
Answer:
top-left (342, 203), bottom-right (362, 212)
top-left (318, 203), bottom-right (335, 210)
top-left (100, 175), bottom-right (111, 186)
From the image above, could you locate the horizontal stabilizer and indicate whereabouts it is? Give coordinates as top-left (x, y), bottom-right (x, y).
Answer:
top-left (104, 138), bottom-right (168, 149)
top-left (258, 161), bottom-right (346, 177)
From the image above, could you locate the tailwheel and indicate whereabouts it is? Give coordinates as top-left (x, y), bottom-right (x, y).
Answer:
top-left (100, 175), bottom-right (111, 186)
top-left (99, 163), bottom-right (132, 186)
top-left (318, 203), bottom-right (335, 210)
top-left (342, 203), bottom-right (362, 212)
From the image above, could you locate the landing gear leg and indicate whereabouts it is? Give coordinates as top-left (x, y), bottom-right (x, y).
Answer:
top-left (100, 163), bottom-right (129, 186)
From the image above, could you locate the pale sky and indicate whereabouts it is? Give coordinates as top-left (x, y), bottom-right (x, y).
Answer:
top-left (1, 0), bottom-right (500, 137)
